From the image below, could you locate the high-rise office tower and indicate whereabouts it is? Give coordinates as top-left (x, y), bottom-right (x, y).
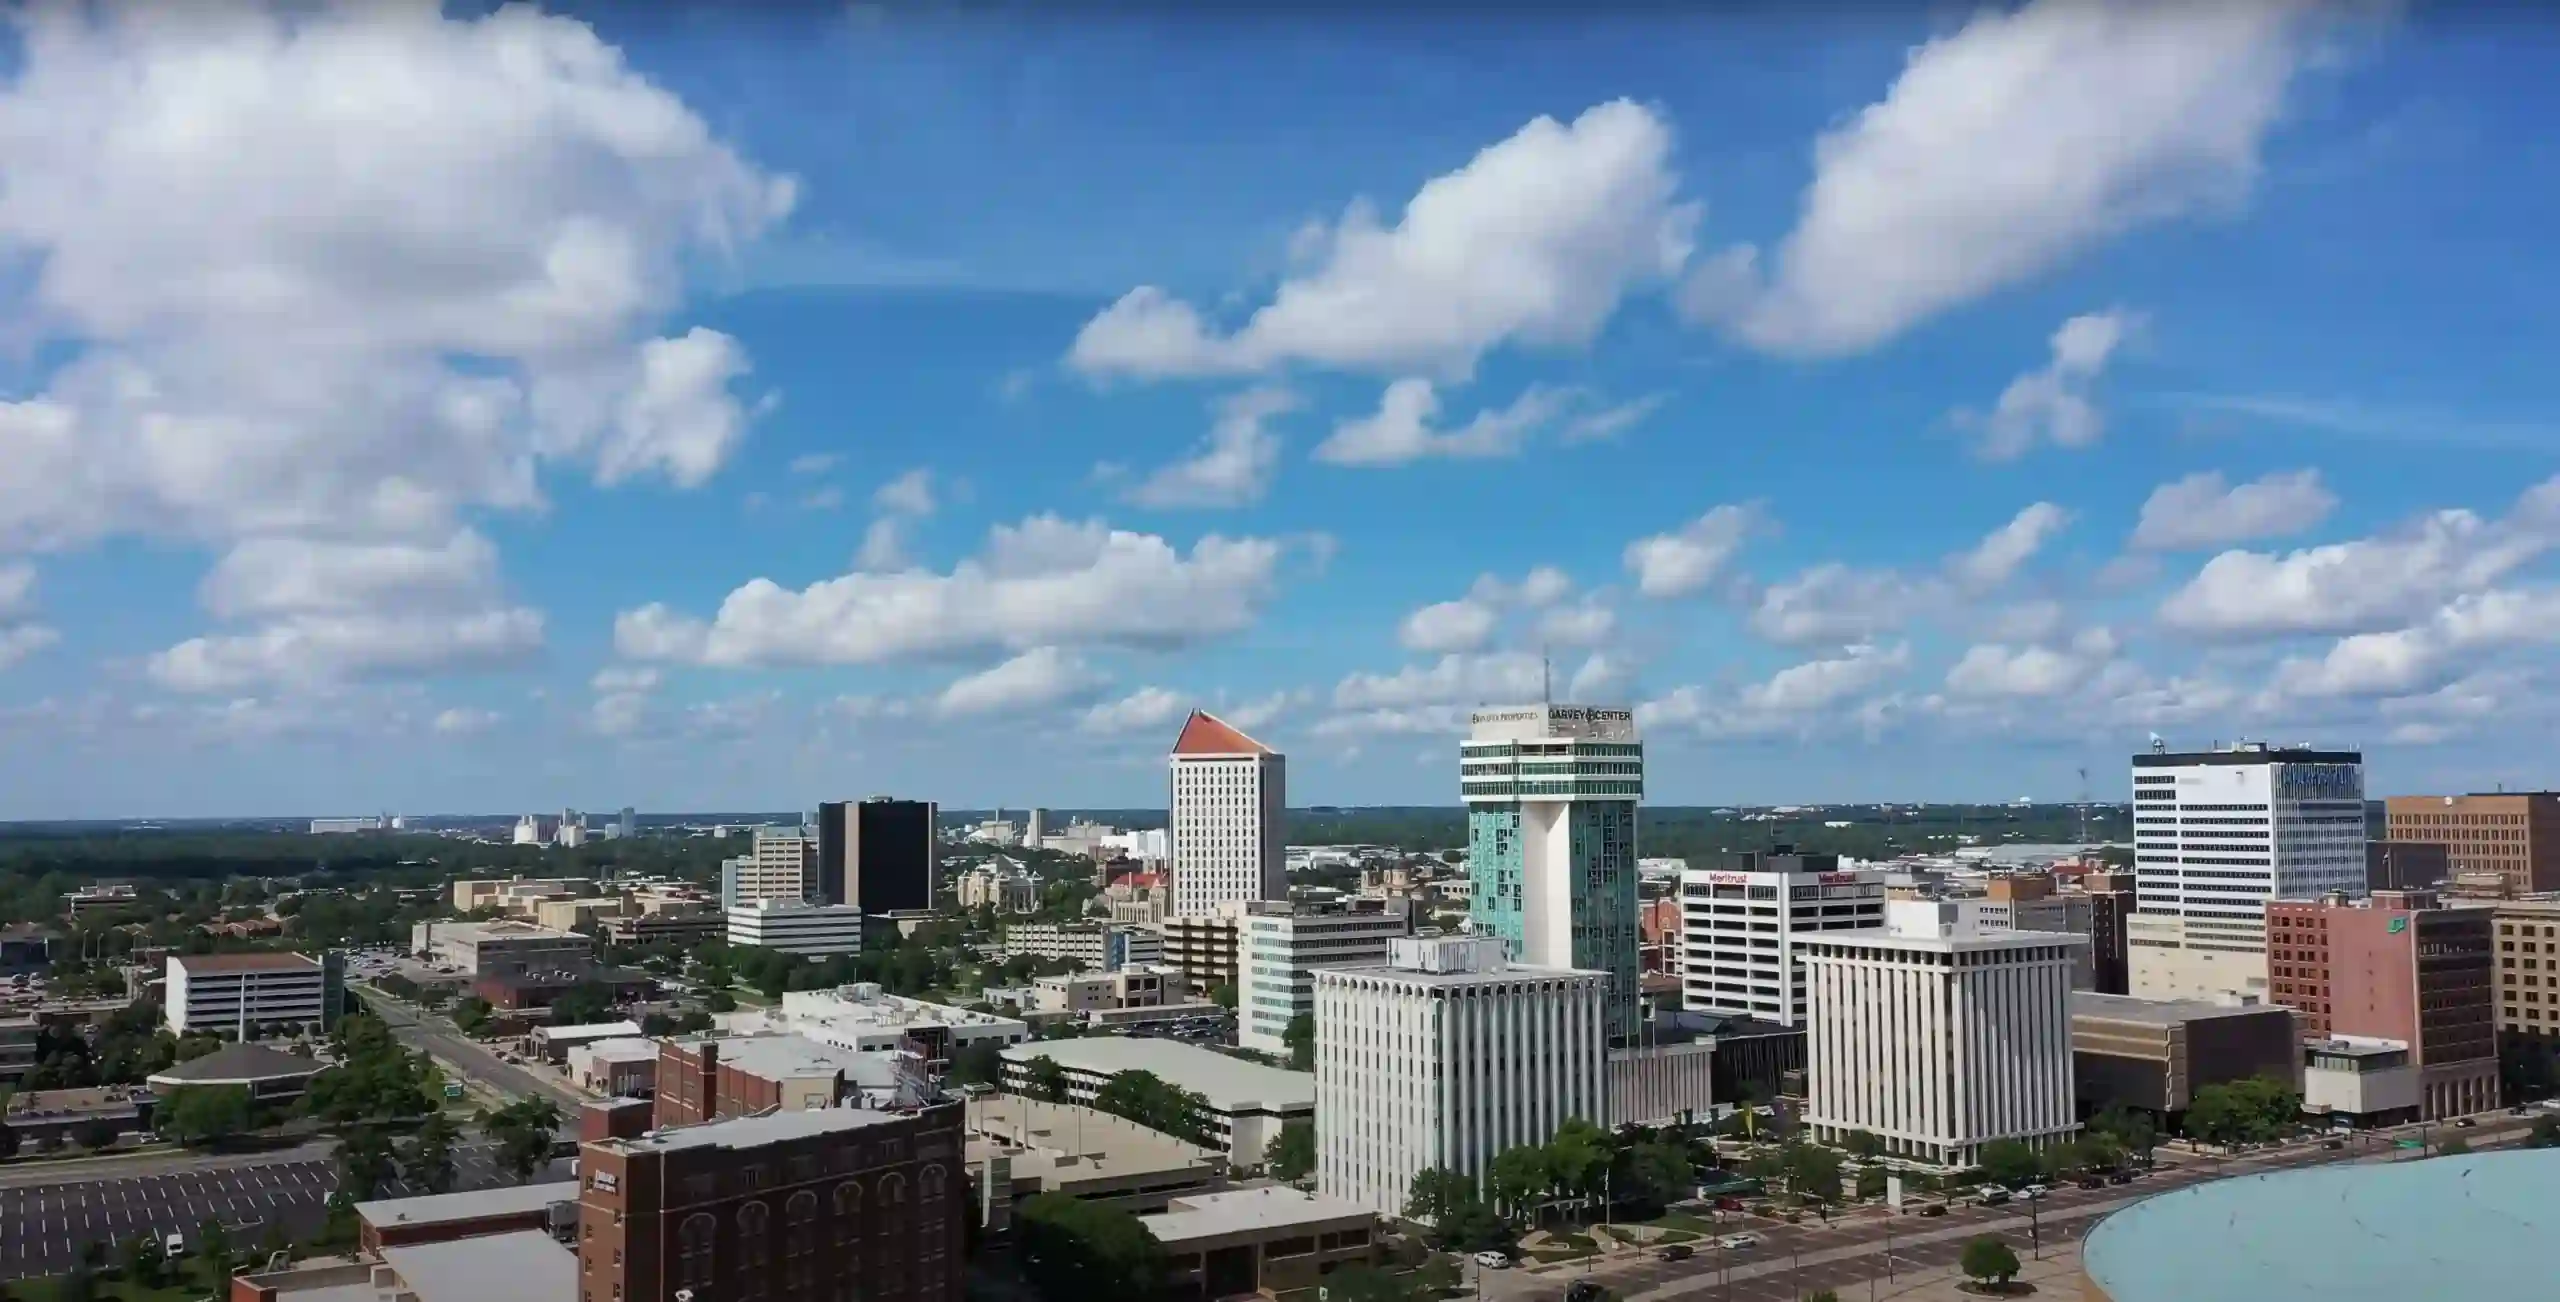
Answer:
top-left (1026, 807), bottom-right (1047, 850)
top-left (2383, 792), bottom-right (2560, 896)
top-left (816, 798), bottom-right (939, 912)
top-left (2128, 740), bottom-right (2365, 1003)
top-left (1678, 847), bottom-right (1885, 1026)
top-left (1463, 703), bottom-right (1643, 1041)
top-left (1168, 711), bottom-right (1285, 918)
top-left (617, 806), bottom-right (637, 840)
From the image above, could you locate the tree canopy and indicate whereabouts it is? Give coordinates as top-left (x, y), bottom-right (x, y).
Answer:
top-left (1090, 1070), bottom-right (1215, 1149)
top-left (1015, 1192), bottom-right (1164, 1302)
top-left (1960, 1237), bottom-right (2020, 1288)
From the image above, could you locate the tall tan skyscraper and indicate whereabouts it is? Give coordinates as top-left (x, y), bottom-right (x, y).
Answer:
top-left (1168, 710), bottom-right (1284, 919)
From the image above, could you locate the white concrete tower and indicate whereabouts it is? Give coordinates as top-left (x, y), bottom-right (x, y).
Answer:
top-left (1169, 711), bottom-right (1286, 919)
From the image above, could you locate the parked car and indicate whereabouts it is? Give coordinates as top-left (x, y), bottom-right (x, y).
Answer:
top-left (1656, 1245), bottom-right (1694, 1263)
top-left (1977, 1186), bottom-right (2011, 1206)
top-left (2107, 1171), bottom-right (2134, 1184)
top-left (2019, 1183), bottom-right (2049, 1201)
top-left (2455, 1117), bottom-right (2478, 1128)
top-left (2076, 1177), bottom-right (2107, 1190)
top-left (1471, 1251), bottom-right (1511, 1270)
top-left (1918, 1203), bottom-right (1949, 1217)
top-left (1716, 1234), bottom-right (1760, 1250)
top-left (2321, 1138), bottom-right (2345, 1150)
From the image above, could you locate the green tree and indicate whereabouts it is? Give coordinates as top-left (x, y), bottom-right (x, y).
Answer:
top-left (2088, 1106), bottom-right (2156, 1166)
top-left (1404, 1166), bottom-right (1476, 1226)
top-left (1025, 1055), bottom-right (1070, 1103)
top-left (1839, 1130), bottom-right (1885, 1160)
top-left (1282, 1011), bottom-right (1314, 1071)
top-left (1547, 1116), bottom-right (1613, 1201)
top-left (547, 982), bottom-right (615, 1026)
top-left (481, 1097), bottom-right (563, 1183)
top-left (157, 1084), bottom-right (252, 1146)
top-left (58, 1266), bottom-right (95, 1302)
top-left (1488, 1144), bottom-right (1551, 1220)
top-left (1090, 1070), bottom-right (1216, 1148)
top-left (1855, 1166), bottom-right (1887, 1200)
top-left (1208, 982), bottom-right (1237, 1011)
top-left (1612, 1139), bottom-right (1693, 1217)
top-left (1960, 1237), bottom-right (2020, 1289)
top-left (945, 1041), bottom-right (1004, 1088)
top-left (1805, 1292), bottom-right (1841, 1302)
top-left (1977, 1139), bottom-right (2044, 1188)
top-left (1015, 1192), bottom-right (1165, 1302)
top-left (401, 1111), bottom-right (459, 1194)
top-left (120, 1233), bottom-right (163, 1287)
top-left (1320, 1264), bottom-right (1417, 1302)
top-left (1783, 1143), bottom-right (1843, 1209)
top-left (197, 1218), bottom-right (232, 1283)
top-left (0, 1118), bottom-right (17, 1159)
top-left (449, 997), bottom-right (492, 1034)
top-left (335, 1125), bottom-right (396, 1200)
top-left (2526, 1115), bottom-right (2560, 1149)
top-left (76, 1118), bottom-right (121, 1151)
top-left (1265, 1120), bottom-right (1315, 1181)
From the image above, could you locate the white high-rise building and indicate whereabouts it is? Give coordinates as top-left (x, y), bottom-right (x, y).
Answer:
top-left (1463, 703), bottom-right (1645, 1040)
top-left (511, 814), bottom-right (541, 846)
top-left (1314, 936), bottom-right (1608, 1219)
top-left (1679, 848), bottom-right (1886, 1026)
top-left (721, 825), bottom-right (817, 910)
top-left (2127, 741), bottom-right (2366, 1003)
top-left (1237, 901), bottom-right (1411, 1056)
top-left (1802, 900), bottom-right (2082, 1168)
top-left (727, 899), bottom-right (866, 957)
top-left (1027, 807), bottom-right (1047, 849)
top-left (1169, 711), bottom-right (1285, 918)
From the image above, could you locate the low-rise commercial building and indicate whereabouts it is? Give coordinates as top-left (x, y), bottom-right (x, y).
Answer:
top-left (0, 1012), bottom-right (37, 1085)
top-left (410, 919), bottom-right (593, 981)
top-left (2368, 839), bottom-right (2453, 892)
top-left (2301, 1034), bottom-right (2422, 1126)
top-left (2492, 898), bottom-right (2560, 1084)
top-left (165, 951), bottom-right (341, 1036)
top-left (143, 1041), bottom-right (326, 1104)
top-left (1313, 936), bottom-right (1608, 1219)
top-left (963, 1093), bottom-right (1225, 1221)
top-left (725, 899), bottom-right (865, 956)
top-left (1802, 900), bottom-right (2082, 1167)
top-left (998, 1036), bottom-right (1313, 1170)
top-left (355, 1181), bottom-right (580, 1252)
top-left (576, 1104), bottom-right (967, 1302)
top-left (568, 1038), bottom-right (659, 1099)
top-left (599, 910), bottom-right (724, 949)
top-left (723, 983), bottom-right (1029, 1070)
top-left (530, 1020), bottom-right (645, 1064)
top-left (1141, 1186), bottom-right (1379, 1302)
top-left (654, 1033), bottom-right (921, 1126)
top-left (2069, 991), bottom-right (2298, 1119)
top-left (449, 877), bottom-right (595, 916)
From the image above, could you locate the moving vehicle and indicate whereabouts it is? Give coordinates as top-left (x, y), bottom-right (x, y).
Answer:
top-left (1917, 1203), bottom-right (1949, 1217)
top-left (1471, 1251), bottom-right (1511, 1270)
top-left (1716, 1233), bottom-right (1760, 1250)
top-left (2019, 1183), bottom-right (2049, 1201)
top-left (1977, 1186), bottom-right (2011, 1206)
top-left (2454, 1117), bottom-right (2478, 1128)
top-left (1656, 1244), bottom-right (1694, 1263)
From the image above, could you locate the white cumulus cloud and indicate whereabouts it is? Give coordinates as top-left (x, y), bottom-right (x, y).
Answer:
top-left (2132, 469), bottom-right (2336, 550)
top-left (1126, 387), bottom-right (1298, 507)
top-left (1313, 380), bottom-right (1570, 467)
top-left (1957, 311), bottom-right (2138, 460)
top-left (935, 647), bottom-right (1105, 717)
top-left (1625, 504), bottom-right (1764, 599)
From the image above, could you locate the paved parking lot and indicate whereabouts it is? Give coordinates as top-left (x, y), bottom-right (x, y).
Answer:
top-left (0, 1144), bottom-right (571, 1280)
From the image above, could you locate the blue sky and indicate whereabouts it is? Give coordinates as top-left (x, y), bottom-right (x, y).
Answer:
top-left (1, 0), bottom-right (2557, 818)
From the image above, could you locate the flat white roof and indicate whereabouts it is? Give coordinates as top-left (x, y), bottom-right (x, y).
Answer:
top-left (1140, 1185), bottom-right (1373, 1244)
top-left (1804, 927), bottom-right (2089, 955)
top-left (421, 920), bottom-right (584, 943)
top-left (380, 1230), bottom-right (574, 1302)
top-left (575, 1037), bottom-right (663, 1064)
top-left (999, 1038), bottom-right (1313, 1113)
top-left (597, 1106), bottom-right (909, 1155)
top-left (356, 1181), bottom-right (579, 1230)
top-left (536, 1020), bottom-right (642, 1042)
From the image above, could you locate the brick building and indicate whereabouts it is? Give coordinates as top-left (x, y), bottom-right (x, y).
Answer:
top-left (2383, 793), bottom-right (2560, 897)
top-left (2491, 898), bottom-right (2560, 1086)
top-left (654, 1034), bottom-right (912, 1128)
top-left (575, 1103), bottom-right (966, 1302)
top-left (2074, 871), bottom-right (2137, 996)
top-left (2266, 889), bottom-right (2498, 1119)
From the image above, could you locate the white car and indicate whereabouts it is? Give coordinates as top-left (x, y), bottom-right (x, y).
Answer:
top-left (1716, 1234), bottom-right (1760, 1250)
top-left (2019, 1184), bottom-right (2050, 1201)
top-left (1471, 1251), bottom-right (1511, 1270)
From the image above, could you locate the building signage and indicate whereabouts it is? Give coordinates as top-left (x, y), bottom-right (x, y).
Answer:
top-left (1705, 872), bottom-right (1754, 886)
top-left (1470, 704), bottom-right (1638, 743)
top-left (591, 1171), bottom-right (619, 1192)
top-left (2278, 764), bottom-right (2363, 800)
top-left (1816, 872), bottom-right (1864, 886)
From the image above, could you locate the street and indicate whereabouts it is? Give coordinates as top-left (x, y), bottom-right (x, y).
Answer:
top-left (0, 1142), bottom-right (573, 1281)
top-left (360, 988), bottom-right (589, 1111)
top-left (1465, 1114), bottom-right (2545, 1302)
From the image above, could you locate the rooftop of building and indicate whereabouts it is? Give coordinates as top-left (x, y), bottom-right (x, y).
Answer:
top-left (573, 1037), bottom-right (662, 1064)
top-left (533, 1020), bottom-right (643, 1042)
top-left (144, 1041), bottom-right (325, 1087)
top-left (1171, 709), bottom-right (1275, 757)
top-left (354, 1181), bottom-right (578, 1232)
top-left (768, 984), bottom-right (1027, 1030)
top-left (2083, 1151), bottom-right (2556, 1302)
top-left (590, 1105), bottom-right (913, 1155)
top-left (679, 1032), bottom-right (890, 1083)
top-left (2132, 742), bottom-right (2361, 767)
top-left (167, 950), bottom-right (323, 973)
top-left (5, 1086), bottom-right (147, 1118)
top-left (1139, 1185), bottom-right (1373, 1245)
top-left (2069, 991), bottom-right (2292, 1026)
top-left (1317, 935), bottom-right (1603, 988)
top-left (1804, 925), bottom-right (2089, 955)
top-left (421, 919), bottom-right (586, 942)
top-left (964, 1093), bottom-right (1222, 1185)
top-left (998, 1037), bottom-right (1313, 1112)
top-left (379, 1229), bottom-right (577, 1302)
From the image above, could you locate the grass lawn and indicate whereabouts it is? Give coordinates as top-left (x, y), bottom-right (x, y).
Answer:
top-left (1528, 1232), bottom-right (1600, 1263)
top-left (1648, 1212), bottom-right (1720, 1234)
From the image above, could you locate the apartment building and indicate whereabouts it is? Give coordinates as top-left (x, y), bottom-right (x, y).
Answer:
top-left (2266, 889), bottom-right (2498, 1119)
top-left (2489, 898), bottom-right (2560, 1085)
top-left (2384, 793), bottom-right (2560, 897)
top-left (1160, 910), bottom-right (1243, 996)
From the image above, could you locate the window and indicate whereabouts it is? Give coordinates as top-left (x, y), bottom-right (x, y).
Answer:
top-left (740, 1199), bottom-right (773, 1266)
top-left (918, 1164), bottom-right (947, 1204)
top-left (679, 1213), bottom-right (717, 1286)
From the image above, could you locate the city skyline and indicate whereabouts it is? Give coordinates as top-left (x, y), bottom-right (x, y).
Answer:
top-left (1, 2), bottom-right (2557, 819)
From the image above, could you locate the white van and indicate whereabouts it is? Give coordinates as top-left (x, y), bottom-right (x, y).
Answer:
top-left (164, 1231), bottom-right (186, 1256)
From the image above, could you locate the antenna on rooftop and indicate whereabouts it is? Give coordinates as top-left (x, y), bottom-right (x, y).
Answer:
top-left (1541, 645), bottom-right (1553, 705)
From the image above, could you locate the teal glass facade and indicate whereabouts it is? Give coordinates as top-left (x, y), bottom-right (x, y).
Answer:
top-left (1464, 728), bottom-right (1644, 1043)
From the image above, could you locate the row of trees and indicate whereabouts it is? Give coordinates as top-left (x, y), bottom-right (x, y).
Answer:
top-left (1402, 1116), bottom-right (1704, 1252)
top-left (1013, 1058), bottom-right (1220, 1151)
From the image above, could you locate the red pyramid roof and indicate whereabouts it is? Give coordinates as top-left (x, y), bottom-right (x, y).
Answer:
top-left (1172, 709), bottom-right (1273, 756)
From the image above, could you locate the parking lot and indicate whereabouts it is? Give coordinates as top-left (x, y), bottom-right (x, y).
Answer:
top-left (0, 1144), bottom-right (572, 1280)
